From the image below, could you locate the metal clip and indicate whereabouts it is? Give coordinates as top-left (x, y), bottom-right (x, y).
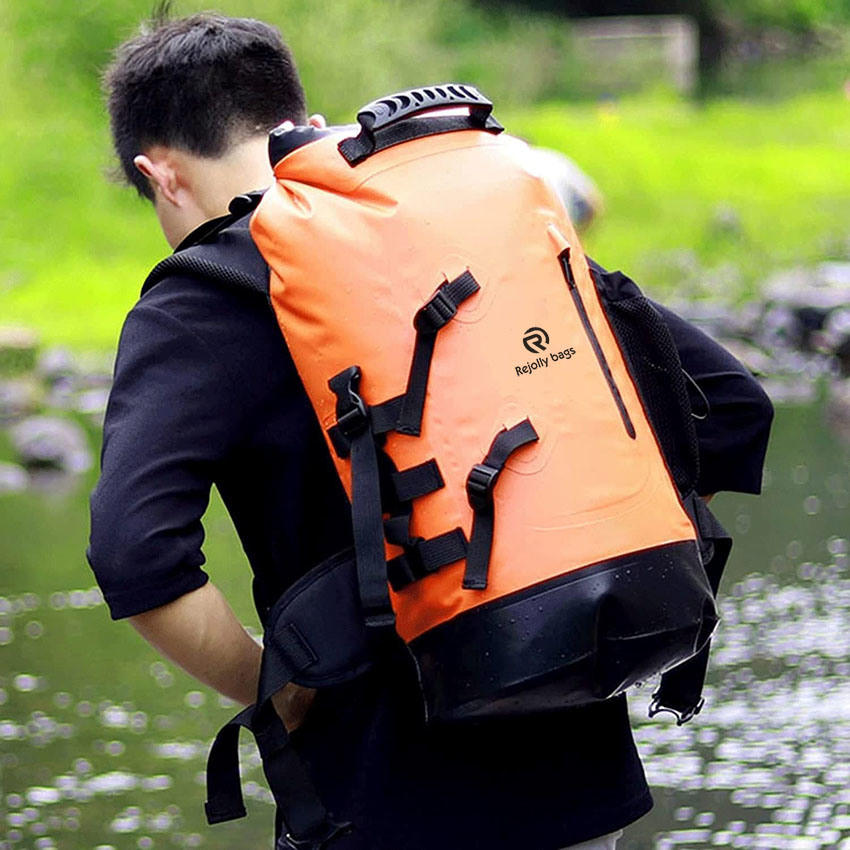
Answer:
top-left (648, 694), bottom-right (705, 726)
top-left (278, 818), bottom-right (354, 850)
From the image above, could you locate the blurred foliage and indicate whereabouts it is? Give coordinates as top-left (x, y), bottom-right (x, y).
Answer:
top-left (497, 0), bottom-right (850, 31)
top-left (1, 0), bottom-right (849, 348)
top-left (516, 92), bottom-right (850, 299)
top-left (0, 0), bottom-right (575, 120)
top-left (710, 0), bottom-right (850, 31)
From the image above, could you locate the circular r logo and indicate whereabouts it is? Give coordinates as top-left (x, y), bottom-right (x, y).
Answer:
top-left (523, 327), bottom-right (549, 353)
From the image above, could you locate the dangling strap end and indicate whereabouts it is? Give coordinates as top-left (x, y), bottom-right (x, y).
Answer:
top-left (204, 797), bottom-right (247, 825)
top-left (365, 610), bottom-right (396, 631)
top-left (461, 575), bottom-right (488, 591)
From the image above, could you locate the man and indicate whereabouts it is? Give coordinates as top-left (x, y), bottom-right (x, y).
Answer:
top-left (88, 11), bottom-right (773, 850)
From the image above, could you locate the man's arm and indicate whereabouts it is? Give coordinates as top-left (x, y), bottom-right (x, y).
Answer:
top-left (131, 582), bottom-right (261, 704)
top-left (88, 292), bottom-right (311, 728)
top-left (588, 256), bottom-right (773, 496)
top-left (130, 582), bottom-right (314, 728)
top-left (651, 299), bottom-right (774, 496)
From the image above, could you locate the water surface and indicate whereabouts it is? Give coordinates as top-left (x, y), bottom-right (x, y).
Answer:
top-left (1, 402), bottom-right (847, 849)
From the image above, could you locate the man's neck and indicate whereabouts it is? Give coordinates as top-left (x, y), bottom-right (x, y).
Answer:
top-left (187, 136), bottom-right (274, 222)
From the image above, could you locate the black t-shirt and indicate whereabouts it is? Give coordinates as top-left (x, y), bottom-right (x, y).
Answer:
top-left (88, 214), bottom-right (773, 850)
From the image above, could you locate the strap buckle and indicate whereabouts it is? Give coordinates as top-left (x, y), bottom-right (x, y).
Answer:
top-left (414, 288), bottom-right (458, 332)
top-left (337, 400), bottom-right (369, 439)
top-left (466, 463), bottom-right (500, 511)
top-left (278, 818), bottom-right (354, 850)
top-left (332, 366), bottom-right (369, 439)
top-left (648, 693), bottom-right (705, 726)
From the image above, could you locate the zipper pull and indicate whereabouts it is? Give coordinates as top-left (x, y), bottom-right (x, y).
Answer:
top-left (547, 224), bottom-right (577, 290)
top-left (559, 249), bottom-right (577, 291)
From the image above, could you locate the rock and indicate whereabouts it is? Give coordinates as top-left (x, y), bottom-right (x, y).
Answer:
top-left (525, 147), bottom-right (603, 231)
top-left (827, 379), bottom-right (850, 440)
top-left (0, 462), bottom-right (29, 494)
top-left (761, 376), bottom-right (819, 406)
top-left (0, 327), bottom-right (39, 376)
top-left (765, 264), bottom-right (850, 311)
top-left (818, 308), bottom-right (850, 377)
top-left (37, 347), bottom-right (77, 384)
top-left (713, 339), bottom-right (773, 377)
top-left (0, 377), bottom-right (43, 422)
top-left (754, 302), bottom-right (838, 355)
top-left (72, 351), bottom-right (114, 390)
top-left (73, 387), bottom-right (110, 418)
top-left (835, 336), bottom-right (850, 379)
top-left (9, 415), bottom-right (92, 475)
top-left (666, 298), bottom-right (756, 343)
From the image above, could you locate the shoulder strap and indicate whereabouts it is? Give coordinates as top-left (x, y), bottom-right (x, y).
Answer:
top-left (141, 192), bottom-right (270, 300)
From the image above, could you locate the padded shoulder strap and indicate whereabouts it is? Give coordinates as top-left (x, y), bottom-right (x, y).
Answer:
top-left (141, 192), bottom-right (270, 299)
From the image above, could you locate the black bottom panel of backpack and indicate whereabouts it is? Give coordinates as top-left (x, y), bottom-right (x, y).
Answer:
top-left (410, 540), bottom-right (717, 722)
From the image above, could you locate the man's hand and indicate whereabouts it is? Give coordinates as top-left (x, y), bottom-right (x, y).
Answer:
top-left (129, 582), bottom-right (314, 731)
top-left (271, 682), bottom-right (316, 733)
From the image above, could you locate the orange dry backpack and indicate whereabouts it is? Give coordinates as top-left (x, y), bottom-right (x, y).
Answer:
top-left (196, 86), bottom-right (731, 849)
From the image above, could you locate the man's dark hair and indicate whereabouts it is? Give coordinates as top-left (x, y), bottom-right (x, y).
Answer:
top-left (104, 7), bottom-right (307, 200)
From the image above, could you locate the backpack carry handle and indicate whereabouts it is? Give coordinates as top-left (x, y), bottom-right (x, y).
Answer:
top-left (339, 83), bottom-right (503, 166)
top-left (357, 84), bottom-right (493, 132)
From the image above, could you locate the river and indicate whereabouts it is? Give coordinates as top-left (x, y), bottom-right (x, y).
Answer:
top-left (1, 400), bottom-right (848, 849)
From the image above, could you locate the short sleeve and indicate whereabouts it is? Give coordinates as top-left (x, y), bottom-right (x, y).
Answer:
top-left (87, 300), bottom-right (241, 619)
top-left (652, 300), bottom-right (774, 496)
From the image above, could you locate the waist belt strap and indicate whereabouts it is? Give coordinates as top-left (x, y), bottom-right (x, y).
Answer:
top-left (205, 705), bottom-right (254, 825)
top-left (206, 627), bottom-right (353, 848)
top-left (650, 493), bottom-right (732, 724)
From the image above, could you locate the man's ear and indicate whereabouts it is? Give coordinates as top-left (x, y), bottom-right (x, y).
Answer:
top-left (133, 153), bottom-right (181, 206)
top-left (308, 114), bottom-right (327, 129)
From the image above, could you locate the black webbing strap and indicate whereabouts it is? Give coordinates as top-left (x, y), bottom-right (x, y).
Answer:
top-left (205, 706), bottom-right (343, 843)
top-left (387, 528), bottom-right (468, 591)
top-left (253, 704), bottom-right (333, 840)
top-left (328, 366), bottom-right (395, 632)
top-left (259, 623), bottom-right (318, 701)
top-left (392, 459), bottom-right (444, 503)
top-left (463, 419), bottom-right (539, 590)
top-left (327, 271), bottom-right (479, 456)
top-left (650, 494), bottom-right (733, 724)
top-left (205, 632), bottom-right (353, 848)
top-left (205, 705), bottom-right (254, 825)
top-left (397, 271), bottom-right (480, 436)
top-left (370, 396), bottom-right (405, 436)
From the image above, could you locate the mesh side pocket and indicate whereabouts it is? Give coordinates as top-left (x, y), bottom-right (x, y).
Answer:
top-left (606, 296), bottom-right (699, 496)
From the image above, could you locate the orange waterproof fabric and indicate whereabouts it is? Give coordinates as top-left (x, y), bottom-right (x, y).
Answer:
top-left (252, 127), bottom-right (697, 643)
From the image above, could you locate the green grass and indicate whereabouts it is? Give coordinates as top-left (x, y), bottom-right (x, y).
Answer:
top-left (1, 0), bottom-right (849, 349)
top-left (3, 89), bottom-right (849, 349)
top-left (510, 89), bottom-right (850, 298)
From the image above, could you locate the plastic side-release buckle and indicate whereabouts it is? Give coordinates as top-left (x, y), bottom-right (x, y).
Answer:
top-left (278, 818), bottom-right (354, 850)
top-left (331, 366), bottom-right (370, 439)
top-left (648, 693), bottom-right (705, 726)
top-left (466, 463), bottom-right (500, 511)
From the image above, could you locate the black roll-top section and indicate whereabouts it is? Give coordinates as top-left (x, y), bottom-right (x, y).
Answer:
top-left (268, 125), bottom-right (336, 169)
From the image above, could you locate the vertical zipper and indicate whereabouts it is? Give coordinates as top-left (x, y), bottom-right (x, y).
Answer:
top-left (558, 249), bottom-right (636, 439)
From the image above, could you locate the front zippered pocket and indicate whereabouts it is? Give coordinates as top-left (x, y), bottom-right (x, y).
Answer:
top-left (558, 248), bottom-right (636, 439)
